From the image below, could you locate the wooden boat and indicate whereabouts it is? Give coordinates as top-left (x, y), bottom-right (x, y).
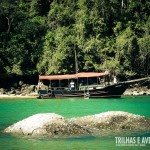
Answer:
top-left (37, 72), bottom-right (132, 99)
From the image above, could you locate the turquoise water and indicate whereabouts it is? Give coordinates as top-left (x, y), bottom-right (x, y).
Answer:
top-left (0, 96), bottom-right (150, 150)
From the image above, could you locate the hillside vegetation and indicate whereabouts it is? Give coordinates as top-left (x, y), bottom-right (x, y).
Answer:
top-left (0, 0), bottom-right (150, 76)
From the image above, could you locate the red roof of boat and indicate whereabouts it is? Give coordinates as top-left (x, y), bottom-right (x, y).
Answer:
top-left (39, 72), bottom-right (109, 80)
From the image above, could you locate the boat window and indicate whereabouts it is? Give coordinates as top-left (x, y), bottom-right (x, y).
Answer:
top-left (88, 77), bottom-right (97, 85)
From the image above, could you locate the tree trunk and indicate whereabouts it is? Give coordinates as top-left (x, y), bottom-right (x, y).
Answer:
top-left (6, 17), bottom-right (13, 34)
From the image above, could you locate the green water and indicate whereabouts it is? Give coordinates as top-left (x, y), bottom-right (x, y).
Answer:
top-left (0, 96), bottom-right (150, 150)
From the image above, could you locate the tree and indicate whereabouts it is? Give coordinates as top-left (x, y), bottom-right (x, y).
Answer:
top-left (0, 0), bottom-right (149, 76)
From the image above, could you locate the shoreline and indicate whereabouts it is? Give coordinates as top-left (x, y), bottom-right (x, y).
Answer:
top-left (0, 93), bottom-right (150, 99)
top-left (0, 94), bottom-right (37, 99)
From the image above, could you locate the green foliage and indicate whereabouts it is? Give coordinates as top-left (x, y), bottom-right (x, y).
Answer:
top-left (0, 0), bottom-right (47, 75)
top-left (0, 0), bottom-right (150, 76)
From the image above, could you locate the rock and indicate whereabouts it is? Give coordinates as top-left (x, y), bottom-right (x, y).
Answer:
top-left (15, 89), bottom-right (21, 95)
top-left (124, 86), bottom-right (150, 96)
top-left (21, 84), bottom-right (36, 95)
top-left (28, 85), bottom-right (36, 92)
top-left (8, 87), bottom-right (16, 94)
top-left (4, 113), bottom-right (89, 136)
top-left (0, 88), bottom-right (5, 94)
top-left (4, 111), bottom-right (150, 137)
top-left (123, 89), bottom-right (131, 96)
top-left (4, 113), bottom-right (64, 136)
top-left (19, 81), bottom-right (24, 86)
top-left (71, 111), bottom-right (150, 131)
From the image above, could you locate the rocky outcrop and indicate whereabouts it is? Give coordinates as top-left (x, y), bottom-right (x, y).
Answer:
top-left (70, 111), bottom-right (150, 131)
top-left (124, 87), bottom-right (150, 96)
top-left (0, 84), bottom-right (38, 97)
top-left (4, 111), bottom-right (150, 137)
top-left (4, 113), bottom-right (89, 136)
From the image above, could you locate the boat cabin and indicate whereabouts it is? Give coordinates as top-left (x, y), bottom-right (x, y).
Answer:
top-left (38, 72), bottom-right (110, 91)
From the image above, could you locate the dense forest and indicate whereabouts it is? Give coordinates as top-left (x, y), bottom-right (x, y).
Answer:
top-left (0, 0), bottom-right (150, 77)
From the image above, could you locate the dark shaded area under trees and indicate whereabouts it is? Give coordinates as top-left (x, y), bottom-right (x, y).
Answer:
top-left (0, 0), bottom-right (150, 86)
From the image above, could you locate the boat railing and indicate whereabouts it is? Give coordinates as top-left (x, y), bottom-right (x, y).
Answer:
top-left (40, 83), bottom-right (111, 91)
top-left (48, 85), bottom-right (106, 91)
top-left (79, 84), bottom-right (105, 90)
top-left (48, 87), bottom-right (73, 90)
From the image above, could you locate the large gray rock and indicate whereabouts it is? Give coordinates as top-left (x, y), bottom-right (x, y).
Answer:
top-left (70, 111), bottom-right (150, 131)
top-left (4, 111), bottom-right (150, 137)
top-left (4, 113), bottom-right (64, 136)
top-left (4, 113), bottom-right (89, 136)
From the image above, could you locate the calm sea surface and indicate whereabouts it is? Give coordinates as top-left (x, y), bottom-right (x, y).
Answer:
top-left (0, 96), bottom-right (150, 150)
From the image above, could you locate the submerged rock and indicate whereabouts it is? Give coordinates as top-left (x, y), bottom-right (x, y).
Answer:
top-left (4, 111), bottom-right (150, 137)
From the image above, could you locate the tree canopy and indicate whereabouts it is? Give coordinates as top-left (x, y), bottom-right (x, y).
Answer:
top-left (0, 0), bottom-right (150, 76)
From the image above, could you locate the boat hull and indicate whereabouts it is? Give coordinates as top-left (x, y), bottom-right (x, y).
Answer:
top-left (38, 83), bottom-right (128, 99)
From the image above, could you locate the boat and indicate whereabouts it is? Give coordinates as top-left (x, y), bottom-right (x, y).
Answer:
top-left (37, 72), bottom-right (132, 99)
